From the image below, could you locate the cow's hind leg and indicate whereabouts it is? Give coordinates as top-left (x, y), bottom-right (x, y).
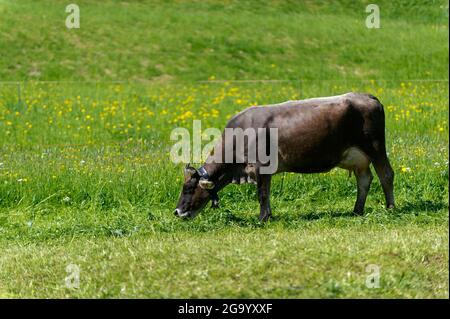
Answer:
top-left (362, 139), bottom-right (395, 210)
top-left (256, 173), bottom-right (272, 222)
top-left (354, 167), bottom-right (373, 215)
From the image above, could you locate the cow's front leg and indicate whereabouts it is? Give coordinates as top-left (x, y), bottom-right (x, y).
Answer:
top-left (257, 173), bottom-right (272, 222)
top-left (353, 167), bottom-right (373, 215)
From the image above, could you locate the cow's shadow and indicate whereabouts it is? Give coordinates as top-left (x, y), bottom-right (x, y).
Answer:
top-left (392, 199), bottom-right (447, 214)
top-left (269, 209), bottom-right (355, 223)
top-left (219, 198), bottom-right (447, 226)
top-left (285, 199), bottom-right (445, 223)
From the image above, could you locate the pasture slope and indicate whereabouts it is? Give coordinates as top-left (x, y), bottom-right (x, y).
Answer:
top-left (0, 0), bottom-right (448, 298)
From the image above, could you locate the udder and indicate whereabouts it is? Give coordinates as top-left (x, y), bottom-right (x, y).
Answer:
top-left (338, 147), bottom-right (371, 172)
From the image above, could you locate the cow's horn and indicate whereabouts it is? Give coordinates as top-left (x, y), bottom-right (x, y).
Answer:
top-left (184, 163), bottom-right (196, 178)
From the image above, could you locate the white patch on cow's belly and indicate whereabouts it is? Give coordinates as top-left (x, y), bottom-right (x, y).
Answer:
top-left (338, 147), bottom-right (370, 171)
top-left (231, 164), bottom-right (258, 185)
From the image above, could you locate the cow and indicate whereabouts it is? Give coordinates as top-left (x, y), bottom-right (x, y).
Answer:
top-left (174, 92), bottom-right (395, 221)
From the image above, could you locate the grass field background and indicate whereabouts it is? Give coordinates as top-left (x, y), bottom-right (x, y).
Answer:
top-left (0, 0), bottom-right (448, 298)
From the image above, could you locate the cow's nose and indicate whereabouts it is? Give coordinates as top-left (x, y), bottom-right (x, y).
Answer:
top-left (173, 208), bottom-right (181, 216)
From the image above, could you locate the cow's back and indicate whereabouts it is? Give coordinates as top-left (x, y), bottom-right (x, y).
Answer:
top-left (224, 92), bottom-right (385, 173)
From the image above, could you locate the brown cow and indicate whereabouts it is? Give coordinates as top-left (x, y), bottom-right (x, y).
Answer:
top-left (174, 92), bottom-right (395, 221)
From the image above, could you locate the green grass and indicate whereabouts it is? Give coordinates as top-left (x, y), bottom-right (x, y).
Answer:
top-left (0, 0), bottom-right (448, 298)
top-left (0, 226), bottom-right (447, 298)
top-left (0, 0), bottom-right (448, 81)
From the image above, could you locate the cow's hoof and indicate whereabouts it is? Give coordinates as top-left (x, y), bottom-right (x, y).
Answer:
top-left (259, 214), bottom-right (271, 222)
top-left (387, 204), bottom-right (395, 209)
top-left (353, 210), bottom-right (364, 216)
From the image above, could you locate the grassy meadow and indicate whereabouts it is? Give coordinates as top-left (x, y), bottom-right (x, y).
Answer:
top-left (0, 0), bottom-right (448, 298)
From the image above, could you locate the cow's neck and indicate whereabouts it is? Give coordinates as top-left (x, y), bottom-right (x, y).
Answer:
top-left (201, 162), bottom-right (232, 192)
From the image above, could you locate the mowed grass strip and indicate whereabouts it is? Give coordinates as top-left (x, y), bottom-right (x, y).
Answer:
top-left (0, 225), bottom-right (447, 298)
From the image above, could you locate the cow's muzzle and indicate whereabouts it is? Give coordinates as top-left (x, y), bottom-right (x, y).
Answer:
top-left (173, 208), bottom-right (192, 218)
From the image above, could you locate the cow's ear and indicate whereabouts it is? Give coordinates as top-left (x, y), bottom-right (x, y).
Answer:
top-left (184, 164), bottom-right (197, 179)
top-left (199, 178), bottom-right (215, 190)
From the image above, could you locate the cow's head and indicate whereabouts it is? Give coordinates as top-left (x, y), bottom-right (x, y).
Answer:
top-left (174, 164), bottom-right (219, 218)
